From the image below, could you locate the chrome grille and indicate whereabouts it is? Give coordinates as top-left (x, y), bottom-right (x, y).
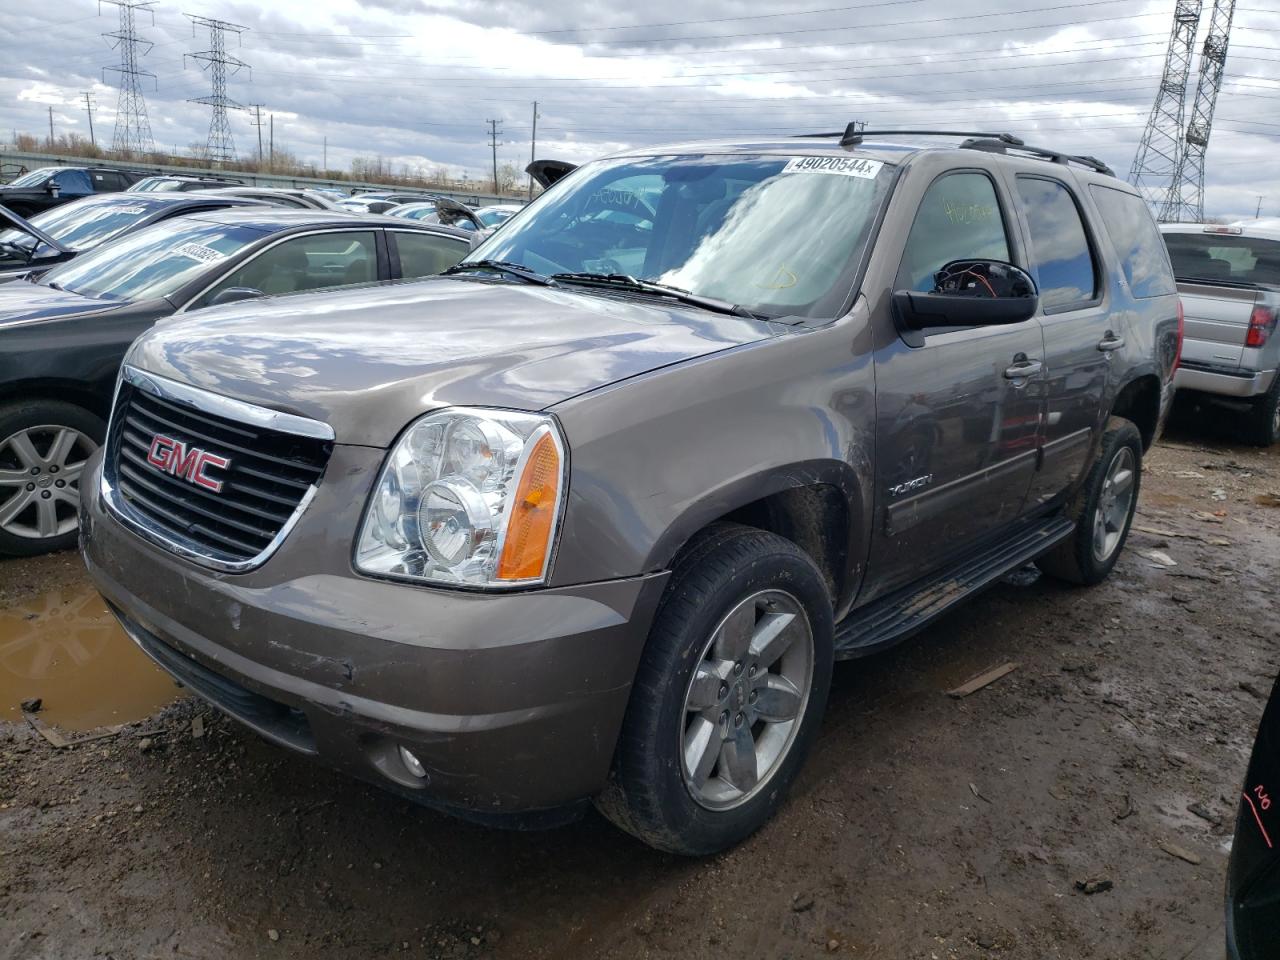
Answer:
top-left (103, 368), bottom-right (332, 569)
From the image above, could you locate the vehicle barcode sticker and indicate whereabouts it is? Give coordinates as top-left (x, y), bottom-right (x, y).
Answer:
top-left (783, 156), bottom-right (883, 179)
top-left (173, 243), bottom-right (226, 263)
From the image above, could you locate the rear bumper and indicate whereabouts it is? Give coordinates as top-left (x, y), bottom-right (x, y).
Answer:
top-left (79, 448), bottom-right (668, 819)
top-left (1174, 364), bottom-right (1276, 399)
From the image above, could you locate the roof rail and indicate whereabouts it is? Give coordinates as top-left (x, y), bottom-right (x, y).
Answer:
top-left (795, 125), bottom-right (1024, 148)
top-left (958, 137), bottom-right (1115, 177)
top-left (793, 125), bottom-right (1115, 177)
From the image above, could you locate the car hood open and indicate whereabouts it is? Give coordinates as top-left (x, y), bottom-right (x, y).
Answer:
top-left (128, 276), bottom-right (776, 446)
top-left (0, 280), bottom-right (118, 327)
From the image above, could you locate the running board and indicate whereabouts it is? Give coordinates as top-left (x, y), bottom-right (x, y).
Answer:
top-left (834, 516), bottom-right (1075, 659)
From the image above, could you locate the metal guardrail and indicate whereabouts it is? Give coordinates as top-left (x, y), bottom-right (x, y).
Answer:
top-left (0, 149), bottom-right (525, 207)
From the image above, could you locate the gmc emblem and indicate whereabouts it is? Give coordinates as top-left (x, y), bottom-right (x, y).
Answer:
top-left (146, 434), bottom-right (231, 493)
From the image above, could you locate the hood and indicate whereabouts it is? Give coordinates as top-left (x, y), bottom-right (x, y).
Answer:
top-left (128, 276), bottom-right (775, 446)
top-left (0, 280), bottom-right (118, 327)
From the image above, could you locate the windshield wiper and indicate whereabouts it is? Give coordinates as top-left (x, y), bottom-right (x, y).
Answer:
top-left (0, 240), bottom-right (34, 263)
top-left (549, 272), bottom-right (765, 319)
top-left (444, 259), bottom-right (556, 286)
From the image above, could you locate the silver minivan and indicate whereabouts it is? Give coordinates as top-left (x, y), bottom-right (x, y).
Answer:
top-left (1161, 221), bottom-right (1280, 445)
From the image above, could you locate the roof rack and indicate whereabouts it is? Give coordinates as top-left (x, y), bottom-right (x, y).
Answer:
top-left (794, 125), bottom-right (1114, 177)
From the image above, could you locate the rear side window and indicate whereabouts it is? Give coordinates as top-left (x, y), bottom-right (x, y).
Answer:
top-left (394, 231), bottom-right (469, 279)
top-left (896, 172), bottom-right (1010, 292)
top-left (1089, 185), bottom-right (1177, 297)
top-left (1161, 232), bottom-right (1280, 287)
top-left (1015, 177), bottom-right (1096, 310)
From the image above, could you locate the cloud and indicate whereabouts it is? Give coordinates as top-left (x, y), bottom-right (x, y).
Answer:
top-left (1, 0), bottom-right (1276, 218)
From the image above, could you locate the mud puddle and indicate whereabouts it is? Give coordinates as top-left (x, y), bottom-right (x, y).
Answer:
top-left (0, 582), bottom-right (181, 730)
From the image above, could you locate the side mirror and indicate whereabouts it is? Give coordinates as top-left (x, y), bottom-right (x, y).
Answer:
top-left (893, 260), bottom-right (1038, 330)
top-left (208, 286), bottom-right (264, 307)
top-left (46, 182), bottom-right (60, 197)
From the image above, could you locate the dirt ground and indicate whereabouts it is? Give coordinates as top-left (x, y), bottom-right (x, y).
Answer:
top-left (2, 412), bottom-right (1277, 960)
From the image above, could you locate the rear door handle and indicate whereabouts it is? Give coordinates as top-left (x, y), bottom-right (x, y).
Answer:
top-left (1004, 358), bottom-right (1043, 380)
top-left (1097, 332), bottom-right (1126, 352)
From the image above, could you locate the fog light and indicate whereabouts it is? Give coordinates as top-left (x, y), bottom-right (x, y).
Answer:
top-left (398, 745), bottom-right (427, 778)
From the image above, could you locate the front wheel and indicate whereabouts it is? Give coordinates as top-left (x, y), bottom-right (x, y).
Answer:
top-left (1037, 416), bottom-right (1142, 586)
top-left (596, 523), bottom-right (834, 855)
top-left (0, 400), bottom-right (105, 557)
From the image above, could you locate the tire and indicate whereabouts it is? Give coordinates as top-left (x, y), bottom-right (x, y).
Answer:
top-left (595, 523), bottom-right (834, 855)
top-left (1245, 376), bottom-right (1280, 447)
top-left (0, 400), bottom-right (105, 557)
top-left (1036, 416), bottom-right (1143, 586)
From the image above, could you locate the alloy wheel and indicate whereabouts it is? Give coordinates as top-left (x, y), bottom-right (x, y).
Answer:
top-left (1091, 445), bottom-right (1136, 562)
top-left (679, 589), bottom-right (814, 810)
top-left (0, 425), bottom-right (97, 540)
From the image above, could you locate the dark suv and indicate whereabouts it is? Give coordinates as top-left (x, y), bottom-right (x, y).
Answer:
top-left (80, 130), bottom-right (1182, 854)
top-left (0, 166), bottom-right (146, 216)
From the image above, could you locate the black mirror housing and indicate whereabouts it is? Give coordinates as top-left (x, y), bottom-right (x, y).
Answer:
top-left (208, 286), bottom-right (265, 307)
top-left (893, 259), bottom-right (1038, 330)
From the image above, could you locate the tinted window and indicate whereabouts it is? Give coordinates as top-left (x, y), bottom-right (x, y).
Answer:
top-left (42, 218), bottom-right (266, 302)
top-left (202, 231), bottom-right (377, 303)
top-left (474, 154), bottom-right (893, 318)
top-left (897, 172), bottom-right (1010, 293)
top-left (1089, 185), bottom-right (1177, 297)
top-left (1016, 177), bottom-right (1096, 309)
top-left (1162, 232), bottom-right (1280, 287)
top-left (394, 231), bottom-right (468, 279)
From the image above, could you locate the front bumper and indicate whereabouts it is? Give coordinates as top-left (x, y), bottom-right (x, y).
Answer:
top-left (80, 447), bottom-right (667, 819)
top-left (1174, 364), bottom-right (1276, 399)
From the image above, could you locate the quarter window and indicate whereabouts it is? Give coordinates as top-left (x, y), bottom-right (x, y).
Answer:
top-left (1088, 186), bottom-right (1176, 297)
top-left (394, 231), bottom-right (469, 279)
top-left (1016, 178), bottom-right (1097, 309)
top-left (202, 231), bottom-right (377, 304)
top-left (897, 172), bottom-right (1011, 293)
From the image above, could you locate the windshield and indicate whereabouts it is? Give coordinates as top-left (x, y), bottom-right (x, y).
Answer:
top-left (477, 208), bottom-right (516, 227)
top-left (132, 177), bottom-right (185, 192)
top-left (466, 153), bottom-right (892, 317)
top-left (39, 217), bottom-right (266, 302)
top-left (0, 195), bottom-right (162, 261)
top-left (1163, 232), bottom-right (1280, 287)
top-left (8, 168), bottom-right (55, 188)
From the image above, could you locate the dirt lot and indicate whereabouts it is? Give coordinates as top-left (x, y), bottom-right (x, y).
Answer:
top-left (2, 415), bottom-right (1277, 960)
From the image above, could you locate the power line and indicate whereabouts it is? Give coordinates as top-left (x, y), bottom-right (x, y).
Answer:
top-left (101, 0), bottom-right (156, 155)
top-left (185, 14), bottom-right (250, 164)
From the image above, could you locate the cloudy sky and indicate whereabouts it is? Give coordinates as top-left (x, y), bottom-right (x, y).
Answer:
top-left (3, 0), bottom-right (1277, 217)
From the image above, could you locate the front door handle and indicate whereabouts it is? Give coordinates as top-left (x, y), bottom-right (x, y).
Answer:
top-left (1097, 331), bottom-right (1126, 352)
top-left (1004, 357), bottom-right (1043, 380)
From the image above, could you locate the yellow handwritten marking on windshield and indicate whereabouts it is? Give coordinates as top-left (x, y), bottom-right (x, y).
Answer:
top-left (755, 265), bottom-right (798, 290)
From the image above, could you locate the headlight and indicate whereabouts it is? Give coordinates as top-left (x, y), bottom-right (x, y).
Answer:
top-left (355, 408), bottom-right (567, 588)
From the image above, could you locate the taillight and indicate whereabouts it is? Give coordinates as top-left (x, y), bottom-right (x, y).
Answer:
top-left (1246, 305), bottom-right (1277, 348)
top-left (1172, 298), bottom-right (1184, 375)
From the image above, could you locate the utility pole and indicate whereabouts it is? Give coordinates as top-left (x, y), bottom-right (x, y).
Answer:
top-left (47, 106), bottom-right (54, 148)
top-left (269, 114), bottom-right (274, 168)
top-left (1163, 0), bottom-right (1237, 223)
top-left (185, 14), bottom-right (250, 165)
top-left (487, 118), bottom-right (502, 195)
top-left (101, 0), bottom-right (157, 155)
top-left (528, 100), bottom-right (539, 199)
top-left (322, 135), bottom-right (327, 172)
top-left (249, 103), bottom-right (265, 163)
top-left (1129, 0), bottom-right (1202, 216)
top-left (1258, 195), bottom-right (1265, 219)
top-left (82, 92), bottom-right (97, 147)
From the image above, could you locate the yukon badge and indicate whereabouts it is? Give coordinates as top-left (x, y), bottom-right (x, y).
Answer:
top-left (889, 474), bottom-right (933, 497)
top-left (146, 434), bottom-right (232, 493)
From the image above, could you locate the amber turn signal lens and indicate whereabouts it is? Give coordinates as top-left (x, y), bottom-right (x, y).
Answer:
top-left (497, 430), bottom-right (561, 581)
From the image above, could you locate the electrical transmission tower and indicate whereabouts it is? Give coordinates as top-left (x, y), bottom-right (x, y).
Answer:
top-left (185, 14), bottom-right (250, 164)
top-left (1129, 0), bottom-right (1202, 214)
top-left (101, 0), bottom-right (156, 155)
top-left (1162, 0), bottom-right (1236, 222)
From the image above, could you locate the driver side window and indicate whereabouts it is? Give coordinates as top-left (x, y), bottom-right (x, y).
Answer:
top-left (897, 172), bottom-right (1011, 293)
top-left (200, 231), bottom-right (377, 306)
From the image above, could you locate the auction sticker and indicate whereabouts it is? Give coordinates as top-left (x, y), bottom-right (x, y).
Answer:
top-left (782, 156), bottom-right (883, 179)
top-left (173, 243), bottom-right (226, 263)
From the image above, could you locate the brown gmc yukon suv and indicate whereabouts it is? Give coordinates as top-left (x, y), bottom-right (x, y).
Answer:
top-left (79, 130), bottom-right (1183, 854)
